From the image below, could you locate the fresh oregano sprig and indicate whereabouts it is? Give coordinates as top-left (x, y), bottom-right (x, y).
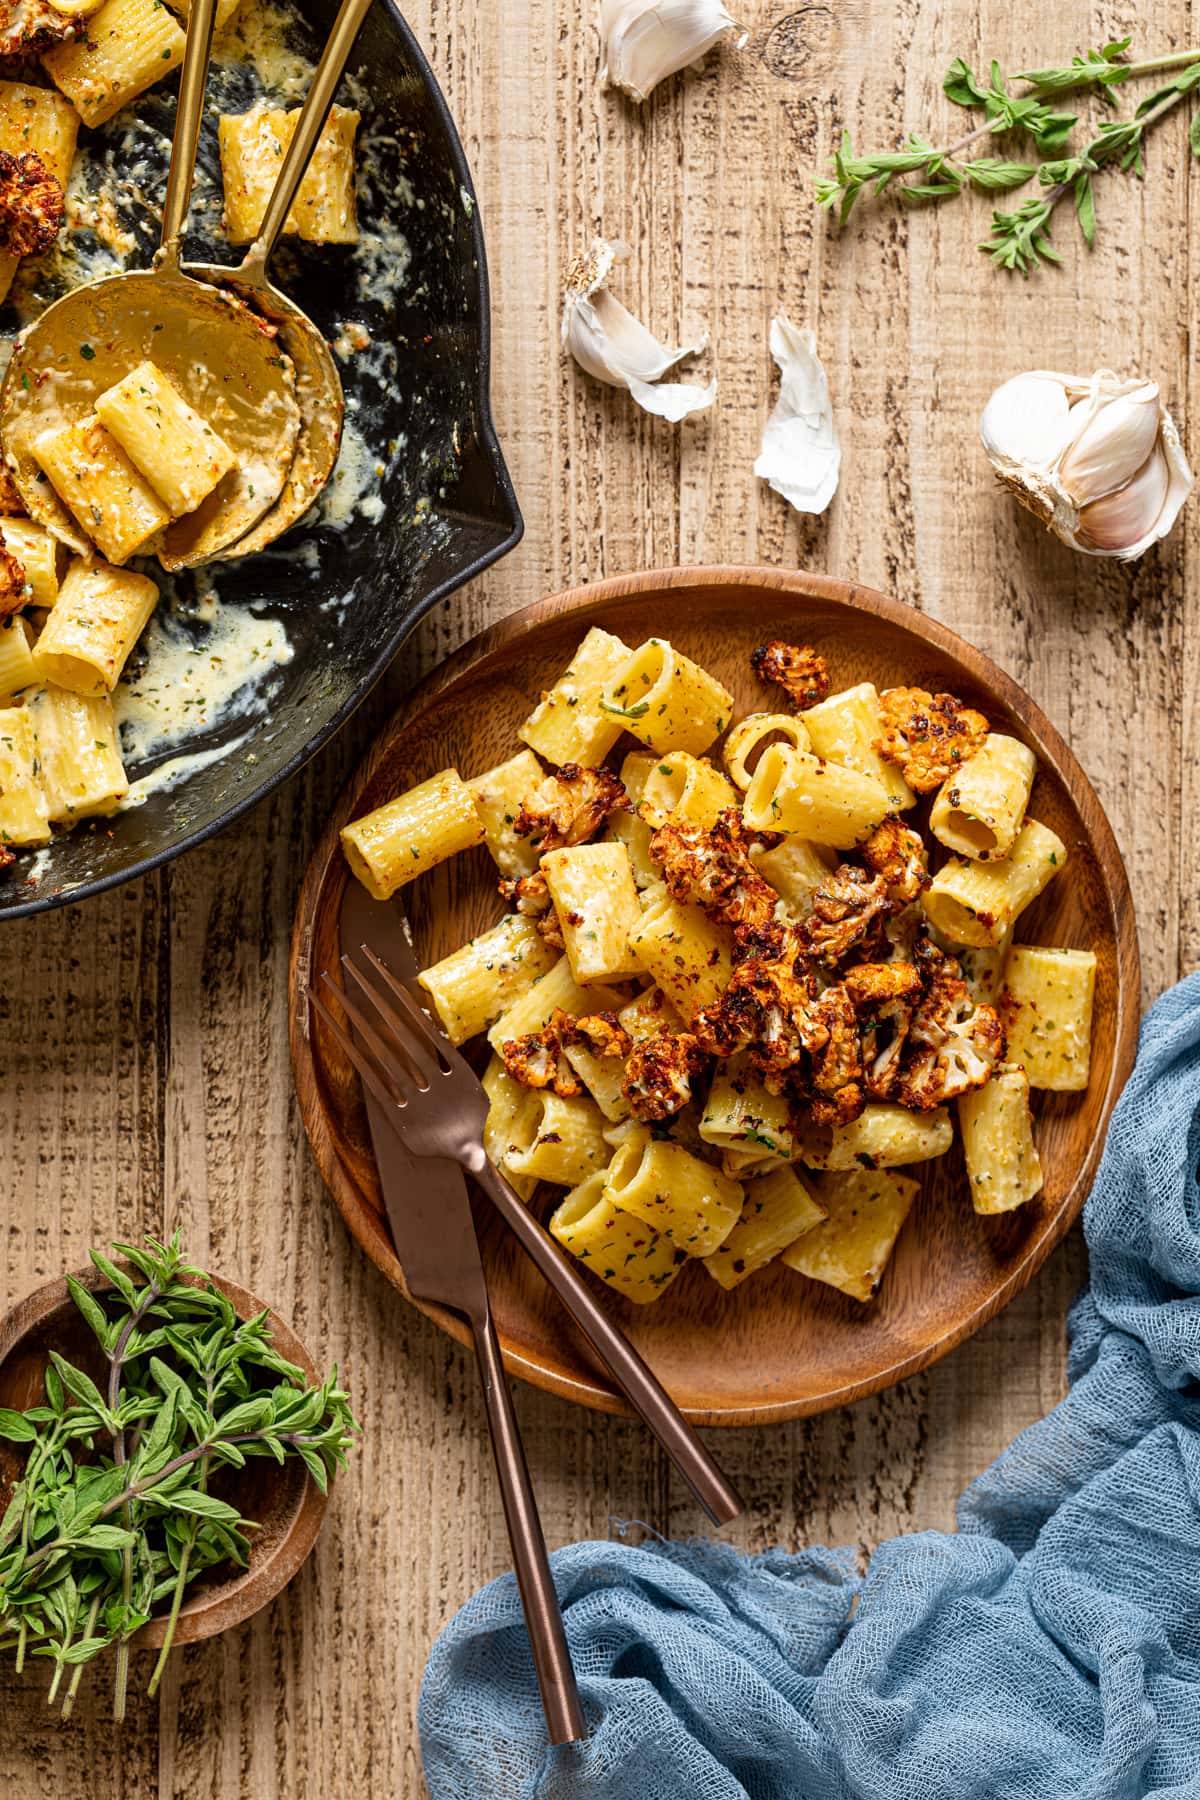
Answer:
top-left (0, 1234), bottom-right (359, 1720)
top-left (815, 39), bottom-right (1200, 271)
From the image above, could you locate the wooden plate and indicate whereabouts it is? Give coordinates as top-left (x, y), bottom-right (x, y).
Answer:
top-left (289, 566), bottom-right (1140, 1426)
top-left (0, 1268), bottom-right (327, 1646)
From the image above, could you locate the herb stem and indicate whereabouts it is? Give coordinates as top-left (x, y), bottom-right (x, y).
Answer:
top-left (146, 1542), bottom-right (191, 1700)
top-left (61, 1595), bottom-right (101, 1719)
top-left (106, 1272), bottom-right (160, 1725)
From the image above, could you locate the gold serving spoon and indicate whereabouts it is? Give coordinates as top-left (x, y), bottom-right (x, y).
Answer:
top-left (193, 0), bottom-right (375, 560)
top-left (0, 0), bottom-right (302, 569)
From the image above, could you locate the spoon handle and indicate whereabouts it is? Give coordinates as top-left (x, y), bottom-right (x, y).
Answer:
top-left (161, 0), bottom-right (221, 257)
top-left (249, 0), bottom-right (374, 266)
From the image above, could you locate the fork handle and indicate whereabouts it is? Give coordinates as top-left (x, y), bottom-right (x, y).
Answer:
top-left (470, 1308), bottom-right (585, 1746)
top-left (470, 1157), bottom-right (743, 1528)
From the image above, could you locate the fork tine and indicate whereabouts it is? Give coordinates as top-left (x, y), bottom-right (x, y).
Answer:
top-left (319, 969), bottom-right (423, 1099)
top-left (358, 945), bottom-right (457, 1055)
top-left (343, 952), bottom-right (444, 1085)
top-left (309, 986), bottom-right (412, 1119)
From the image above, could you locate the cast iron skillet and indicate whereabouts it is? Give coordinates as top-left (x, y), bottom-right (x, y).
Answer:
top-left (0, 0), bottom-right (521, 921)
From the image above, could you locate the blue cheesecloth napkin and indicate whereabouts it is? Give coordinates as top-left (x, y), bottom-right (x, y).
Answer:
top-left (418, 976), bottom-right (1200, 1799)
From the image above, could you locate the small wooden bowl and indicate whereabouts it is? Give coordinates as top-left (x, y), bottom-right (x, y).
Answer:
top-left (0, 1268), bottom-right (327, 1648)
top-left (290, 565), bottom-right (1141, 1425)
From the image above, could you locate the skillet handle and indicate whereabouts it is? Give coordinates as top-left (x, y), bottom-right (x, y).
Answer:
top-left (471, 1156), bottom-right (744, 1528)
top-left (246, 0), bottom-right (374, 270)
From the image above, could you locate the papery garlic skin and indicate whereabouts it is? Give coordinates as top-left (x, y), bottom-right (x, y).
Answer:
top-left (562, 236), bottom-right (717, 422)
top-left (753, 312), bottom-right (840, 515)
top-left (980, 368), bottom-right (1194, 561)
top-left (600, 0), bottom-right (744, 102)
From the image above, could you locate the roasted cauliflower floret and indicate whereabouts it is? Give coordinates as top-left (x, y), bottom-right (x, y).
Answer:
top-left (622, 1031), bottom-right (707, 1121)
top-left (693, 923), bottom-right (814, 1077)
top-left (0, 529), bottom-right (27, 617)
top-left (875, 687), bottom-right (989, 793)
top-left (844, 960), bottom-right (922, 1099)
top-left (750, 639), bottom-right (830, 710)
top-left (800, 864), bottom-right (889, 963)
top-left (497, 869), bottom-right (563, 946)
top-left (0, 149), bottom-right (65, 258)
top-left (800, 983), bottom-right (864, 1124)
top-left (862, 818), bottom-right (930, 911)
top-left (513, 763), bottom-right (626, 852)
top-left (0, 463), bottom-right (27, 518)
top-left (894, 1006), bottom-right (1003, 1109)
top-left (0, 843), bottom-right (14, 878)
top-left (561, 1012), bottom-right (631, 1059)
top-left (649, 809), bottom-right (779, 935)
top-left (0, 0), bottom-right (81, 58)
top-left (499, 1009), bottom-right (584, 1097)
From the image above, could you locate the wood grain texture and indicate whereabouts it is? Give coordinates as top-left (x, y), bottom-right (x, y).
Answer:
top-left (0, 0), bottom-right (1191, 1791)
top-left (290, 567), bottom-right (1139, 1422)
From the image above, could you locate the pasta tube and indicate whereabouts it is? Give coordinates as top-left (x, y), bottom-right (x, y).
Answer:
top-left (640, 752), bottom-right (737, 828)
top-left (603, 1126), bottom-right (743, 1257)
top-left (750, 835), bottom-right (832, 917)
top-left (468, 749), bottom-right (544, 879)
top-left (702, 1165), bottom-right (826, 1290)
top-left (503, 1091), bottom-right (610, 1187)
top-left (0, 706), bottom-right (50, 845)
top-left (219, 104), bottom-right (361, 244)
top-left (0, 617), bottom-right (37, 703)
top-left (0, 81), bottom-right (79, 188)
top-left (796, 1103), bottom-right (952, 1171)
top-left (629, 889), bottom-right (733, 1021)
top-left (929, 923), bottom-right (1013, 1006)
top-left (923, 817), bottom-right (1067, 949)
top-left (486, 954), bottom-right (627, 1052)
top-left (33, 417), bottom-right (170, 566)
top-left (482, 1054), bottom-right (543, 1201)
top-left (43, 0), bottom-right (186, 127)
top-left (722, 713), bottom-right (810, 790)
top-left (959, 1066), bottom-right (1044, 1214)
top-left (699, 1055), bottom-right (795, 1166)
top-left (782, 1168), bottom-right (919, 1302)
top-left (340, 768), bottom-right (484, 900)
top-left (542, 841), bottom-right (643, 984)
top-left (33, 559), bottom-right (158, 696)
top-left (1001, 945), bottom-right (1096, 1092)
top-left (519, 627), bottom-right (633, 767)
top-left (418, 914), bottom-right (558, 1046)
top-left (929, 733), bottom-right (1036, 862)
top-left (606, 751), bottom-right (658, 887)
top-left (94, 362), bottom-right (236, 518)
top-left (742, 744), bottom-right (892, 848)
top-left (549, 1170), bottom-right (685, 1304)
top-left (26, 685), bottom-right (127, 821)
top-left (801, 683), bottom-right (915, 811)
top-left (600, 638), bottom-right (734, 756)
top-left (1, 520), bottom-right (61, 608)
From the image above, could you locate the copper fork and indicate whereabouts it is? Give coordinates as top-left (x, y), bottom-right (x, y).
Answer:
top-left (315, 946), bottom-right (743, 1527)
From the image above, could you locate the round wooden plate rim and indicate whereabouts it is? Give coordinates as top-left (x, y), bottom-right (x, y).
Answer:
top-left (0, 1266), bottom-right (328, 1646)
top-left (289, 564), bottom-right (1141, 1426)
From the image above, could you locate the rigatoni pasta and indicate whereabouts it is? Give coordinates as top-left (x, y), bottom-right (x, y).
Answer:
top-left (722, 712), bottom-right (810, 790)
top-left (743, 744), bottom-right (892, 847)
top-left (795, 1103), bottom-right (953, 1172)
top-left (43, 0), bottom-right (186, 127)
top-left (0, 617), bottom-right (37, 703)
top-left (33, 559), bottom-right (158, 696)
top-left (468, 750), bottom-right (545, 879)
top-left (340, 768), bottom-right (483, 901)
top-left (959, 1066), bottom-right (1044, 1214)
top-left (801, 683), bottom-right (915, 812)
top-left (549, 1171), bottom-right (685, 1304)
top-left (603, 1127), bottom-right (743, 1257)
top-left (702, 1165), bottom-right (826, 1290)
top-left (418, 914), bottom-right (558, 1046)
top-left (0, 520), bottom-right (61, 609)
top-left (33, 416), bottom-right (170, 566)
top-left (782, 1169), bottom-right (919, 1302)
top-left (26, 685), bottom-right (127, 821)
top-left (629, 889), bottom-right (733, 1020)
top-left (639, 752), bottom-right (737, 828)
top-left (1001, 946), bottom-right (1097, 1092)
top-left (94, 362), bottom-right (235, 519)
top-left (923, 817), bottom-right (1067, 948)
top-left (503, 1091), bottom-right (610, 1187)
top-left (218, 104), bottom-right (361, 244)
top-left (519, 627), bottom-right (633, 766)
top-left (601, 638), bottom-right (734, 755)
top-left (541, 841), bottom-right (643, 984)
top-left (0, 705), bottom-right (50, 845)
top-left (482, 1055), bottom-right (543, 1203)
top-left (929, 733), bottom-right (1036, 862)
top-left (485, 955), bottom-right (627, 1053)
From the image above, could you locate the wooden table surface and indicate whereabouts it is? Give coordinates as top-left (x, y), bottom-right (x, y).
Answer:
top-left (2, 1), bottom-right (1193, 1793)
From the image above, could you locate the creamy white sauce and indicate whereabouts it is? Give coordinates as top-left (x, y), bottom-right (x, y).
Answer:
top-left (123, 729), bottom-right (256, 807)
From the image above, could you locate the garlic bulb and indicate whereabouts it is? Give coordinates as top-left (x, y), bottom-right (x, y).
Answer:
top-left (562, 236), bottom-right (717, 422)
top-left (753, 312), bottom-right (840, 515)
top-left (600, 0), bottom-right (745, 102)
top-left (980, 368), bottom-right (1193, 561)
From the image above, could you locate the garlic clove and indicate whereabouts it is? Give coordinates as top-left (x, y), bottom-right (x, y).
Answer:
top-left (1076, 445), bottom-right (1169, 554)
top-left (562, 236), bottom-right (716, 420)
top-left (1058, 380), bottom-right (1161, 506)
top-left (979, 371), bottom-right (1072, 472)
top-left (600, 0), bottom-right (744, 102)
top-left (753, 312), bottom-right (840, 515)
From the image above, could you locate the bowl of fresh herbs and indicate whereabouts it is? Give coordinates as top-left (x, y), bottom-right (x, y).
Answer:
top-left (0, 1233), bottom-right (358, 1720)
